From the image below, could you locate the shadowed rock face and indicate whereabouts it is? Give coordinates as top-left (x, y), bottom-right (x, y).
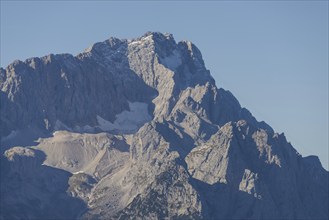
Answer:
top-left (0, 32), bottom-right (328, 220)
top-left (0, 147), bottom-right (86, 219)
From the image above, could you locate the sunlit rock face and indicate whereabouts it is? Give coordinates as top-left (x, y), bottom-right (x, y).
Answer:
top-left (1, 32), bottom-right (328, 220)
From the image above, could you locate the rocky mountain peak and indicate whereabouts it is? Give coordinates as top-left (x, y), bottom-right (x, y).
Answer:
top-left (0, 32), bottom-right (327, 220)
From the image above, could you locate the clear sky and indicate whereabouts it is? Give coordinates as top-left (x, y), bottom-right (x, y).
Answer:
top-left (1, 1), bottom-right (328, 169)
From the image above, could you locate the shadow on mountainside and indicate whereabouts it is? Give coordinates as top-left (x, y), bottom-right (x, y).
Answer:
top-left (190, 178), bottom-right (280, 220)
top-left (0, 148), bottom-right (87, 220)
top-left (0, 40), bottom-right (158, 140)
top-left (0, 127), bottom-right (53, 155)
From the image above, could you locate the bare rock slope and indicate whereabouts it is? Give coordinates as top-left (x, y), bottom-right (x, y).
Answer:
top-left (0, 32), bottom-right (328, 219)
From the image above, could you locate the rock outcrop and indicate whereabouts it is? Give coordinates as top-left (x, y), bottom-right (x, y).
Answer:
top-left (1, 32), bottom-right (327, 220)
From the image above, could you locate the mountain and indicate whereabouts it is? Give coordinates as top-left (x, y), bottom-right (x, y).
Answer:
top-left (0, 32), bottom-right (328, 220)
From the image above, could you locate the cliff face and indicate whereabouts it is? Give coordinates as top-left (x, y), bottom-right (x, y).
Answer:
top-left (0, 32), bottom-right (328, 220)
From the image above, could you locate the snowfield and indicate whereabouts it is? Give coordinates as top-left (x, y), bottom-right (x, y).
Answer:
top-left (97, 101), bottom-right (152, 133)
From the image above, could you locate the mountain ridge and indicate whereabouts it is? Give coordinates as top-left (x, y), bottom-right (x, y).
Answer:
top-left (0, 32), bottom-right (328, 220)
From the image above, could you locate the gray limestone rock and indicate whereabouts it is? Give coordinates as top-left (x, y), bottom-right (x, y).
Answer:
top-left (0, 32), bottom-right (327, 220)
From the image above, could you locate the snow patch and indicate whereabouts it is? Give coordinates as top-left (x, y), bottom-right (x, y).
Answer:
top-left (160, 49), bottom-right (182, 70)
top-left (97, 102), bottom-right (151, 133)
top-left (73, 125), bottom-right (95, 133)
top-left (128, 35), bottom-right (153, 46)
top-left (142, 35), bottom-right (153, 41)
top-left (54, 120), bottom-right (96, 133)
top-left (128, 41), bottom-right (139, 46)
top-left (1, 130), bottom-right (19, 141)
top-left (54, 120), bottom-right (72, 131)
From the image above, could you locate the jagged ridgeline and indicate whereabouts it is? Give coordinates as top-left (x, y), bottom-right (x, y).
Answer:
top-left (0, 32), bottom-right (328, 220)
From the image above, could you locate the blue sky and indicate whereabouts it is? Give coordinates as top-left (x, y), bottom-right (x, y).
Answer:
top-left (1, 1), bottom-right (328, 169)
